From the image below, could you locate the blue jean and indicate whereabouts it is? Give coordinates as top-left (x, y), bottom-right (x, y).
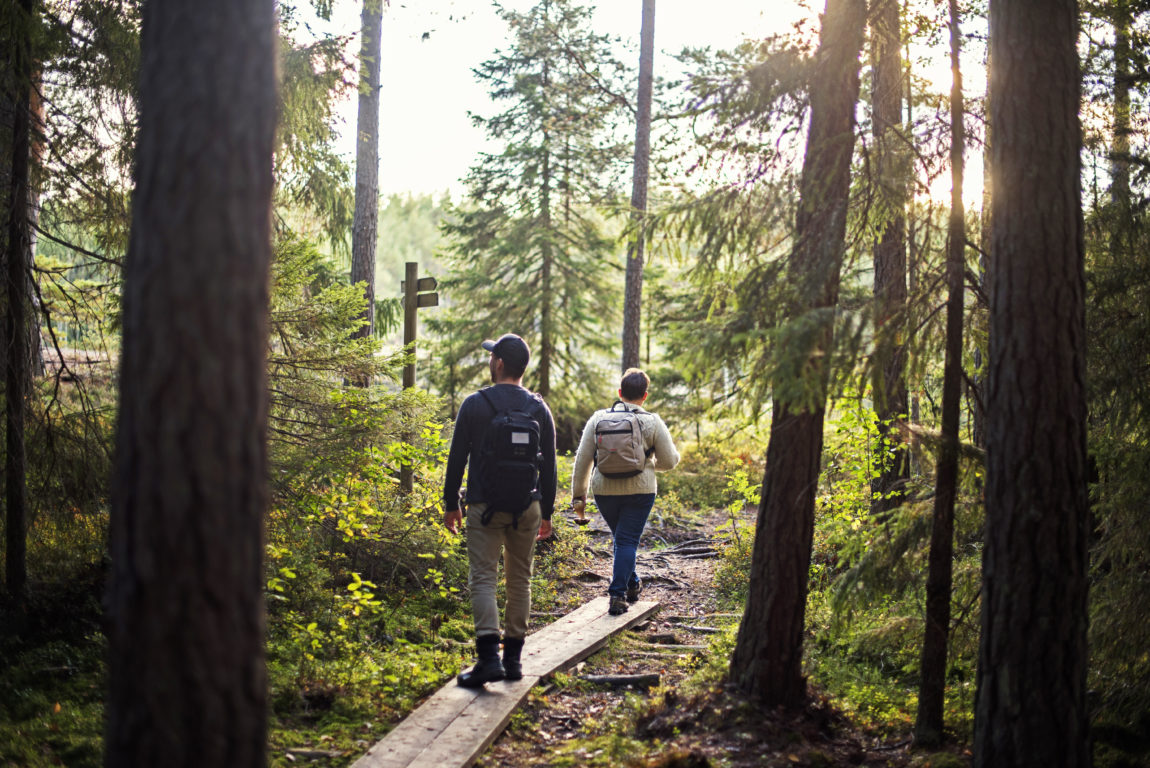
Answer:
top-left (595, 493), bottom-right (656, 598)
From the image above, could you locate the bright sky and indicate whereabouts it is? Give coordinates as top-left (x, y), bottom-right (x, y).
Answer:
top-left (316, 0), bottom-right (808, 197)
top-left (311, 0), bottom-right (984, 206)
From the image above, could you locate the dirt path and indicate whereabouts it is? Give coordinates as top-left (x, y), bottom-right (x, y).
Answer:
top-left (479, 508), bottom-right (926, 768)
top-left (481, 508), bottom-right (734, 766)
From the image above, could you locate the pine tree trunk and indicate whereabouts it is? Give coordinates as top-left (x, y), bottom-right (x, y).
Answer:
top-left (728, 0), bottom-right (865, 709)
top-left (539, 154), bottom-right (553, 399)
top-left (868, 0), bottom-right (909, 516)
top-left (27, 65), bottom-right (42, 377)
top-left (1109, 0), bottom-right (1131, 259)
top-left (972, 91), bottom-right (990, 450)
top-left (621, 0), bottom-right (654, 372)
top-left (914, 0), bottom-right (964, 745)
top-left (538, 51), bottom-right (553, 399)
top-left (3, 0), bottom-right (35, 605)
top-left (351, 0), bottom-right (382, 343)
top-left (104, 0), bottom-right (276, 763)
top-left (974, 1), bottom-right (1089, 765)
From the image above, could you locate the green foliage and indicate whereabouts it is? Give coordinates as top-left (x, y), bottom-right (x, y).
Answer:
top-left (657, 439), bottom-right (761, 511)
top-left (1085, 190), bottom-right (1150, 763)
top-left (429, 0), bottom-right (630, 414)
top-left (264, 428), bottom-right (473, 716)
top-left (0, 568), bottom-right (107, 768)
top-left (275, 4), bottom-right (355, 250)
top-left (266, 233), bottom-right (414, 480)
top-left (531, 512), bottom-right (594, 611)
top-left (799, 399), bottom-right (984, 741)
top-left (36, 0), bottom-right (141, 265)
top-left (713, 470), bottom-right (758, 606)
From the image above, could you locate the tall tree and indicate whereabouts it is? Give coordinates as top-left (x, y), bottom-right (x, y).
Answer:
top-left (104, 0), bottom-right (276, 763)
top-left (350, 0), bottom-right (383, 343)
top-left (621, 0), bottom-right (655, 371)
top-left (868, 0), bottom-right (910, 515)
top-left (728, 0), bottom-right (866, 709)
top-left (974, 0), bottom-right (1089, 765)
top-left (2, 0), bottom-right (36, 604)
top-left (914, 0), bottom-right (965, 745)
top-left (436, 0), bottom-right (627, 409)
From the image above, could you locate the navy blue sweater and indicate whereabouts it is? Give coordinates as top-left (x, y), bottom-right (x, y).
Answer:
top-left (443, 384), bottom-right (557, 520)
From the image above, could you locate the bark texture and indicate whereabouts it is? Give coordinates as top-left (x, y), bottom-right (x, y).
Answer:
top-left (621, 0), bottom-right (655, 372)
top-left (104, 0), bottom-right (276, 764)
top-left (914, 0), bottom-right (964, 745)
top-left (537, 52), bottom-right (553, 399)
top-left (3, 0), bottom-right (35, 604)
top-left (974, 1), bottom-right (1089, 765)
top-left (868, 0), bottom-right (910, 515)
top-left (729, 0), bottom-right (865, 709)
top-left (351, 0), bottom-right (382, 341)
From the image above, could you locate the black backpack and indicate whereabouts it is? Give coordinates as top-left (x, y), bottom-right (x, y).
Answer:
top-left (476, 388), bottom-right (542, 525)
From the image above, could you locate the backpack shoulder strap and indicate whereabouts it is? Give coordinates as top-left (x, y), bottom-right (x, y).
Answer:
top-left (477, 387), bottom-right (499, 415)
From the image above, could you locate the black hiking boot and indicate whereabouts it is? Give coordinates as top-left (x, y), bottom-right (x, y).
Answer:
top-left (457, 634), bottom-right (505, 688)
top-left (502, 636), bottom-right (525, 681)
top-left (608, 596), bottom-right (629, 616)
top-left (626, 579), bottom-right (642, 603)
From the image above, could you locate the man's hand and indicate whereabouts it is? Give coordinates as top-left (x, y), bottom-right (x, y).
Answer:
top-left (443, 508), bottom-right (463, 534)
top-left (536, 519), bottom-right (553, 541)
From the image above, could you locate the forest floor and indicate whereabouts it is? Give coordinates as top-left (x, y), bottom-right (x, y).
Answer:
top-left (479, 507), bottom-right (951, 768)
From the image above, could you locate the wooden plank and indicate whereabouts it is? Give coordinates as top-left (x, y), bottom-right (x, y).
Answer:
top-left (351, 597), bottom-right (658, 768)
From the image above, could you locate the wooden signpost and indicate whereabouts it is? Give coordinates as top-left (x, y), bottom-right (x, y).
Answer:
top-left (400, 262), bottom-right (438, 494)
top-left (401, 261), bottom-right (438, 389)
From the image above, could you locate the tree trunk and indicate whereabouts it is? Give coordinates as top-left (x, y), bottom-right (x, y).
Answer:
top-left (974, 1), bottom-right (1089, 766)
top-left (914, 0), bottom-right (964, 745)
top-left (27, 65), bottom-right (42, 377)
top-left (538, 51), bottom-right (553, 399)
top-left (3, 0), bottom-right (35, 605)
top-left (728, 0), bottom-right (865, 709)
top-left (621, 0), bottom-right (655, 372)
top-left (351, 0), bottom-right (382, 343)
top-left (868, 0), bottom-right (909, 516)
top-left (971, 79), bottom-right (990, 450)
top-left (104, 0), bottom-right (276, 764)
top-left (1109, 0), bottom-right (1131, 260)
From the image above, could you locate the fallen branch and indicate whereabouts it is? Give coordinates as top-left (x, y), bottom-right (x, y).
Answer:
top-left (665, 613), bottom-right (739, 622)
top-left (646, 643), bottom-right (705, 651)
top-left (285, 748), bottom-right (343, 760)
top-left (671, 624), bottom-right (722, 634)
top-left (668, 547), bottom-right (719, 557)
top-left (582, 673), bottom-right (661, 689)
top-left (661, 538), bottom-right (716, 552)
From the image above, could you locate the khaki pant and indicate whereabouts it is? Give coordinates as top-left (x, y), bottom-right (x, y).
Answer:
top-left (465, 500), bottom-right (541, 639)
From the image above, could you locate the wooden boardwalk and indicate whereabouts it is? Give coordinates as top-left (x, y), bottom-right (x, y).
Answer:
top-left (352, 597), bottom-right (659, 768)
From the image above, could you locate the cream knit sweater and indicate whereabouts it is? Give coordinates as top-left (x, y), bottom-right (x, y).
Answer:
top-left (570, 403), bottom-right (680, 498)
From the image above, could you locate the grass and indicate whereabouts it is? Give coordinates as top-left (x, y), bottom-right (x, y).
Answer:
top-left (0, 566), bottom-right (107, 768)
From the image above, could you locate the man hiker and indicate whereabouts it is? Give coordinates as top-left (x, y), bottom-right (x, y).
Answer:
top-left (570, 368), bottom-right (680, 615)
top-left (443, 333), bottom-right (557, 687)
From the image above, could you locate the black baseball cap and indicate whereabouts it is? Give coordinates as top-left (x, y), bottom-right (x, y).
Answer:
top-left (481, 333), bottom-right (530, 371)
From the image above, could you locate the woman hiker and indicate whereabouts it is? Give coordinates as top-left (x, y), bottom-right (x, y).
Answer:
top-left (570, 368), bottom-right (680, 615)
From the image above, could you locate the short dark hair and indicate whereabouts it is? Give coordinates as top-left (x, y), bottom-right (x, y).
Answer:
top-left (482, 334), bottom-right (530, 378)
top-left (502, 358), bottom-right (527, 379)
top-left (620, 368), bottom-right (650, 401)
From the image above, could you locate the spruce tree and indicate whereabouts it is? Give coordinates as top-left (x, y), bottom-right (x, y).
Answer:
top-left (434, 0), bottom-right (628, 412)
